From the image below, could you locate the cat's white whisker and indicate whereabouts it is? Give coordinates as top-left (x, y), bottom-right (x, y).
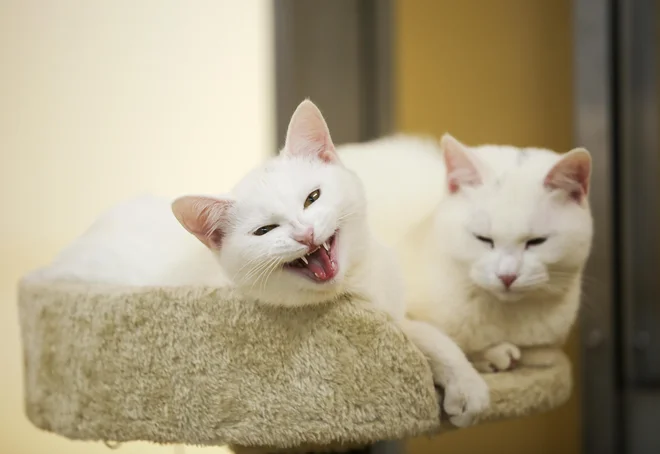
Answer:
top-left (234, 253), bottom-right (269, 279)
top-left (249, 257), bottom-right (275, 292)
top-left (242, 258), bottom-right (274, 284)
top-left (336, 210), bottom-right (357, 224)
top-left (256, 257), bottom-right (281, 294)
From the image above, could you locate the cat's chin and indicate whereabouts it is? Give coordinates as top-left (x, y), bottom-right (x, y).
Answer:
top-left (283, 231), bottom-right (339, 284)
top-left (476, 285), bottom-right (527, 302)
top-left (490, 291), bottom-right (526, 302)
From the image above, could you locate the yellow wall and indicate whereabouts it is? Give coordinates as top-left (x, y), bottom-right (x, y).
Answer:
top-left (395, 1), bottom-right (580, 453)
top-left (0, 1), bottom-right (273, 453)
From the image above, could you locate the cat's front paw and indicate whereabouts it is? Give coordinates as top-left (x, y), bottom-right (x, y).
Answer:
top-left (442, 368), bottom-right (490, 428)
top-left (473, 342), bottom-right (521, 373)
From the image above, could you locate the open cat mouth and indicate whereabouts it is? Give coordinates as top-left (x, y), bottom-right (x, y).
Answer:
top-left (284, 232), bottom-right (339, 283)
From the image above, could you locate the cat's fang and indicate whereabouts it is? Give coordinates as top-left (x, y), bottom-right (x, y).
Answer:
top-left (322, 242), bottom-right (330, 252)
top-left (300, 256), bottom-right (309, 265)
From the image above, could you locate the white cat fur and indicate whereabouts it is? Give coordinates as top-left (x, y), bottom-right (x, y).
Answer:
top-left (339, 134), bottom-right (593, 372)
top-left (26, 194), bottom-right (228, 287)
top-left (30, 101), bottom-right (490, 426)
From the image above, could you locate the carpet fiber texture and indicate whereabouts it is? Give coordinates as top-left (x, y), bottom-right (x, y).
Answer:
top-left (18, 279), bottom-right (572, 450)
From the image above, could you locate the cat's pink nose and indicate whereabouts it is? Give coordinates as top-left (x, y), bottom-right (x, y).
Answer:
top-left (497, 274), bottom-right (518, 288)
top-left (498, 274), bottom-right (518, 289)
top-left (293, 227), bottom-right (314, 247)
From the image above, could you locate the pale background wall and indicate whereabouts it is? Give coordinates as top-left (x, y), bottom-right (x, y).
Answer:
top-left (0, 1), bottom-right (274, 453)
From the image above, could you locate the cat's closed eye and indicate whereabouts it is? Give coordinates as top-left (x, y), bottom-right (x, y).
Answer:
top-left (525, 237), bottom-right (548, 248)
top-left (474, 234), bottom-right (494, 248)
top-left (253, 224), bottom-right (279, 236)
top-left (304, 189), bottom-right (321, 208)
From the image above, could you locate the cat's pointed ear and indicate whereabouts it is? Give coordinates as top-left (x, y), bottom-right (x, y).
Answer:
top-left (283, 99), bottom-right (339, 163)
top-left (171, 195), bottom-right (235, 250)
top-left (441, 133), bottom-right (483, 193)
top-left (544, 148), bottom-right (592, 203)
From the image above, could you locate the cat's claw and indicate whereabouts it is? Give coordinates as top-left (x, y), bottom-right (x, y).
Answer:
top-left (474, 342), bottom-right (521, 373)
top-left (441, 368), bottom-right (490, 427)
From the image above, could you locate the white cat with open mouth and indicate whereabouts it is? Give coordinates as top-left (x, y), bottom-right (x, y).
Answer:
top-left (171, 101), bottom-right (379, 307)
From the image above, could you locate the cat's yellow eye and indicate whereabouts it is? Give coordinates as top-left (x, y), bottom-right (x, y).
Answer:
top-left (304, 189), bottom-right (321, 208)
top-left (254, 224), bottom-right (278, 236)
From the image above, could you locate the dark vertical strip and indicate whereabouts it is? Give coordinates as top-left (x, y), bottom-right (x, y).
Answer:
top-left (609, 1), bottom-right (626, 453)
top-left (574, 0), bottom-right (619, 453)
top-left (272, 0), bottom-right (394, 150)
top-left (617, 0), bottom-right (660, 450)
top-left (357, 0), bottom-right (395, 141)
top-left (609, 0), bottom-right (621, 380)
top-left (609, 0), bottom-right (625, 421)
top-left (357, 0), bottom-right (377, 141)
top-left (617, 0), bottom-right (660, 386)
top-left (608, 0), bottom-right (628, 452)
top-left (273, 0), bottom-right (296, 149)
top-left (372, 0), bottom-right (395, 137)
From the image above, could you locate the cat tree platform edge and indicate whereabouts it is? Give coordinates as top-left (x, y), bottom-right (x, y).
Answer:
top-left (17, 279), bottom-right (573, 450)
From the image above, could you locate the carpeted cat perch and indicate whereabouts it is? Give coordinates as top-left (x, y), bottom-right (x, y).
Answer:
top-left (17, 277), bottom-right (573, 452)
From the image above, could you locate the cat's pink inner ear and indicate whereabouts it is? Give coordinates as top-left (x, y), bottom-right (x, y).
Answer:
top-left (171, 196), bottom-right (234, 250)
top-left (283, 99), bottom-right (338, 163)
top-left (544, 148), bottom-right (592, 203)
top-left (441, 133), bottom-right (482, 193)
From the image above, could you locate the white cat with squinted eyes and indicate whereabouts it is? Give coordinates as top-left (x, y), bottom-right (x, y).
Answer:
top-left (34, 100), bottom-right (490, 427)
top-left (339, 133), bottom-right (593, 372)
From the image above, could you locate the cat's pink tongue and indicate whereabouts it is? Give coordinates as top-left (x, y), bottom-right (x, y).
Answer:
top-left (306, 247), bottom-right (336, 281)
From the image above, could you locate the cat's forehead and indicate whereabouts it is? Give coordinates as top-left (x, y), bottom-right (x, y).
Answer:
top-left (468, 153), bottom-right (562, 236)
top-left (477, 186), bottom-right (550, 231)
top-left (474, 145), bottom-right (560, 180)
top-left (228, 155), bottom-right (335, 219)
top-left (233, 156), bottom-right (328, 197)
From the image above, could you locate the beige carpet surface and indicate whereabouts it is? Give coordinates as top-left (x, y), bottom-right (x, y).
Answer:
top-left (17, 279), bottom-right (572, 450)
